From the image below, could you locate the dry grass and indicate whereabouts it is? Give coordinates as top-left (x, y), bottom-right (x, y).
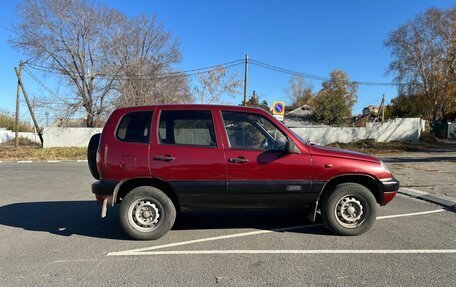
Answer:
top-left (0, 144), bottom-right (86, 161)
top-left (0, 113), bottom-right (32, 132)
top-left (328, 139), bottom-right (440, 155)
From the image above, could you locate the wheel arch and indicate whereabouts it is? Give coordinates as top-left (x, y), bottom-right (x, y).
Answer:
top-left (115, 177), bottom-right (180, 211)
top-left (317, 174), bottom-right (381, 208)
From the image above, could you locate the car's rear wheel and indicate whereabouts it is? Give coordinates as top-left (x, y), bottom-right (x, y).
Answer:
top-left (87, 133), bottom-right (101, 179)
top-left (119, 186), bottom-right (176, 240)
top-left (321, 183), bottom-right (377, 236)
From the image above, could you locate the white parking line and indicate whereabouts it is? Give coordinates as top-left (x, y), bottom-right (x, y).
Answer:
top-left (115, 249), bottom-right (456, 256)
top-left (108, 224), bottom-right (323, 256)
top-left (377, 209), bottom-right (445, 219)
top-left (17, 160), bottom-right (33, 163)
top-left (108, 208), bottom-right (448, 256)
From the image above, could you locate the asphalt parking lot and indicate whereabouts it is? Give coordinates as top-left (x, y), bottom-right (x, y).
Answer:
top-left (1, 162), bottom-right (455, 286)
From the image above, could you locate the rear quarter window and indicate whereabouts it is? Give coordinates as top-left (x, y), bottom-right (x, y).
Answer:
top-left (116, 111), bottom-right (153, 143)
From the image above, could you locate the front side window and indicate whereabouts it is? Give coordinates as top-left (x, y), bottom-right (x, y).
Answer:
top-left (159, 110), bottom-right (217, 147)
top-left (222, 111), bottom-right (287, 151)
top-left (116, 111), bottom-right (153, 143)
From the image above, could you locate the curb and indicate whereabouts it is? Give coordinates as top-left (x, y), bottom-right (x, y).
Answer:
top-left (399, 188), bottom-right (456, 211)
top-left (0, 160), bottom-right (88, 164)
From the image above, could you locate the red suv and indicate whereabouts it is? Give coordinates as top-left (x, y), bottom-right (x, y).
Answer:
top-left (88, 104), bottom-right (398, 240)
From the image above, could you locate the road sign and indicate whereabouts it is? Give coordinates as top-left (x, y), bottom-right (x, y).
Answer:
top-left (272, 101), bottom-right (285, 121)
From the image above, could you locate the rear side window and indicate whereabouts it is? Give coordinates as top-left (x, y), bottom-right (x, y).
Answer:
top-left (159, 110), bottom-right (217, 147)
top-left (116, 111), bottom-right (153, 143)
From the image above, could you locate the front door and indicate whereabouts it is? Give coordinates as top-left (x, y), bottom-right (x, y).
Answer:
top-left (150, 108), bottom-right (228, 208)
top-left (221, 110), bottom-right (313, 207)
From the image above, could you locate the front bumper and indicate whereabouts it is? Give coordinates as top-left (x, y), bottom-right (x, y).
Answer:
top-left (380, 178), bottom-right (400, 205)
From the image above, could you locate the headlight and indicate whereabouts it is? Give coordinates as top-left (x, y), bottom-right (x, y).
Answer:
top-left (380, 161), bottom-right (391, 173)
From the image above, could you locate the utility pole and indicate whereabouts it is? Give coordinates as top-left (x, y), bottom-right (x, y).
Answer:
top-left (14, 61), bottom-right (23, 148)
top-left (15, 63), bottom-right (44, 146)
top-left (382, 94), bottom-right (385, 122)
top-left (243, 54), bottom-right (248, 106)
top-left (32, 99), bottom-right (37, 142)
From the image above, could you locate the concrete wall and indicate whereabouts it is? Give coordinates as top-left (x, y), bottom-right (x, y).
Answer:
top-left (291, 118), bottom-right (423, 145)
top-left (1, 117), bottom-right (424, 148)
top-left (42, 127), bottom-right (102, 148)
top-left (0, 128), bottom-right (40, 144)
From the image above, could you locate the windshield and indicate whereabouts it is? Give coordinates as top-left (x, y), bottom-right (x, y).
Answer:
top-left (277, 121), bottom-right (308, 144)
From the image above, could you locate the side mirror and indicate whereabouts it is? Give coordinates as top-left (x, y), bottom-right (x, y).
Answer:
top-left (285, 140), bottom-right (301, 154)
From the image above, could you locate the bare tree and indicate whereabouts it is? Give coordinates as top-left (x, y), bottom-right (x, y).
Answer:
top-left (11, 0), bottom-right (124, 126)
top-left (284, 76), bottom-right (314, 107)
top-left (113, 15), bottom-right (192, 107)
top-left (11, 0), bottom-right (188, 126)
top-left (385, 7), bottom-right (456, 121)
top-left (193, 66), bottom-right (242, 104)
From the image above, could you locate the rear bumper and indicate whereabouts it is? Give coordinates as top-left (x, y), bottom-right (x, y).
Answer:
top-left (380, 178), bottom-right (399, 205)
top-left (92, 179), bottom-right (118, 195)
top-left (92, 180), bottom-right (118, 205)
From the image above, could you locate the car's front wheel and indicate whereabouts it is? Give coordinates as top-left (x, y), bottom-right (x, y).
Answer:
top-left (321, 183), bottom-right (377, 236)
top-left (119, 186), bottom-right (176, 240)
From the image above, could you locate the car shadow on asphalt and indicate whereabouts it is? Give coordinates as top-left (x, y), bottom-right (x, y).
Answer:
top-left (173, 209), bottom-right (330, 235)
top-left (0, 201), bottom-right (329, 239)
top-left (0, 201), bottom-right (129, 240)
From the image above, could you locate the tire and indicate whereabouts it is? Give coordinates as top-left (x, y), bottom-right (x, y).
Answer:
top-left (87, 133), bottom-right (101, 179)
top-left (119, 186), bottom-right (176, 240)
top-left (321, 183), bottom-right (377, 236)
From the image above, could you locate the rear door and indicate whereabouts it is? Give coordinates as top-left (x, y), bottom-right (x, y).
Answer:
top-left (221, 110), bottom-right (313, 207)
top-left (149, 108), bottom-right (228, 208)
top-left (102, 109), bottom-right (153, 180)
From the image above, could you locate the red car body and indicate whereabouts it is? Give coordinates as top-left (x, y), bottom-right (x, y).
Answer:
top-left (90, 104), bottom-right (398, 238)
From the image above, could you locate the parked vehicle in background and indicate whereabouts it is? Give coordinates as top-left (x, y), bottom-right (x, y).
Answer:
top-left (88, 104), bottom-right (398, 240)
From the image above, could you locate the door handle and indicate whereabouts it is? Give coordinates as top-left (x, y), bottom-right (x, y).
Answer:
top-left (153, 155), bottom-right (175, 162)
top-left (228, 157), bottom-right (249, 164)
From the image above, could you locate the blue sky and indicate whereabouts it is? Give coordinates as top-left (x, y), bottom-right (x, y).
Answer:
top-left (1, 0), bottom-right (455, 124)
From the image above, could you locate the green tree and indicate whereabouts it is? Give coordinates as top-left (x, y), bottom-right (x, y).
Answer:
top-left (259, 100), bottom-right (270, 111)
top-left (313, 70), bottom-right (358, 126)
top-left (242, 91), bottom-right (270, 112)
top-left (244, 93), bottom-right (259, 107)
top-left (387, 94), bottom-right (427, 118)
top-left (313, 92), bottom-right (350, 126)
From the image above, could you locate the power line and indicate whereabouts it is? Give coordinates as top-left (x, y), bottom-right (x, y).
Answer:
top-left (250, 59), bottom-right (329, 82)
top-left (26, 59), bottom-right (244, 79)
top-left (22, 67), bottom-right (66, 101)
top-left (250, 59), bottom-right (406, 86)
top-left (25, 56), bottom-right (456, 87)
